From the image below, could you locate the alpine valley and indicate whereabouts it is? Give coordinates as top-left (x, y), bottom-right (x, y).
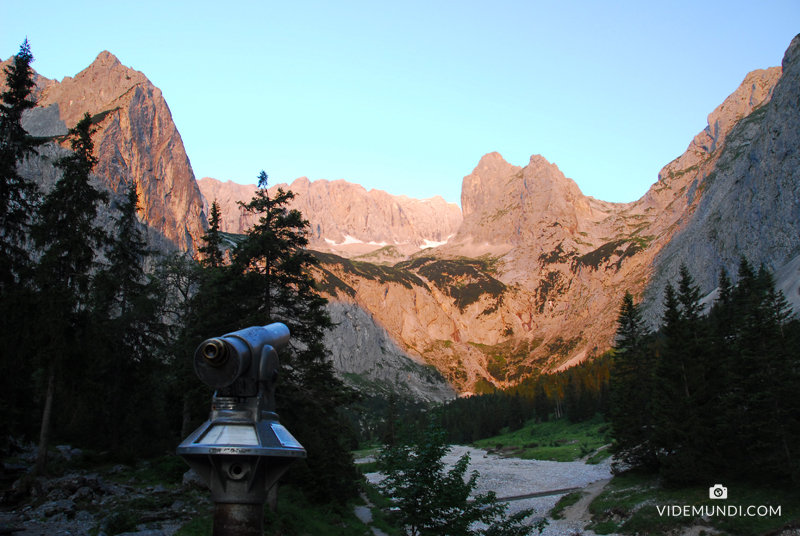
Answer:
top-left (6, 34), bottom-right (800, 398)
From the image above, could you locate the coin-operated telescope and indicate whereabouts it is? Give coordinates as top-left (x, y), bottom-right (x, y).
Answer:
top-left (178, 323), bottom-right (305, 536)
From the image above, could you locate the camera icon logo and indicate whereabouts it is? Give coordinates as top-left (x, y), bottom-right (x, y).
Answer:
top-left (709, 484), bottom-right (727, 499)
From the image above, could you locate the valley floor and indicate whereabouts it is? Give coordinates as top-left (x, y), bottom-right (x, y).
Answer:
top-left (365, 445), bottom-right (614, 535)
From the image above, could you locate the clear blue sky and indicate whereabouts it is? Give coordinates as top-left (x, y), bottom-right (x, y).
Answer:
top-left (3, 1), bottom-right (798, 205)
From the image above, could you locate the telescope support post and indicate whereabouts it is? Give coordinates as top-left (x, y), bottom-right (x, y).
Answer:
top-left (213, 503), bottom-right (264, 536)
top-left (177, 323), bottom-right (305, 536)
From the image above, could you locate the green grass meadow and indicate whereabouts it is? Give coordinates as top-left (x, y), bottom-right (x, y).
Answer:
top-left (472, 415), bottom-right (612, 462)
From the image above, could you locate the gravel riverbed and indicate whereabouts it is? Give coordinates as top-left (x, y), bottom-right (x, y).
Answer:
top-left (366, 445), bottom-right (615, 536)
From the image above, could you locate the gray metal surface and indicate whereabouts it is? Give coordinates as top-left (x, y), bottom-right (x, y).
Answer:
top-left (213, 503), bottom-right (264, 536)
top-left (178, 323), bottom-right (305, 536)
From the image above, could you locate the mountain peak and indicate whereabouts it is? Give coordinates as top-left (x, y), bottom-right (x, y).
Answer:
top-left (782, 33), bottom-right (800, 70)
top-left (462, 153), bottom-right (521, 217)
top-left (92, 50), bottom-right (122, 69)
top-left (526, 154), bottom-right (565, 178)
top-left (20, 50), bottom-right (206, 252)
top-left (656, 65), bottom-right (781, 185)
top-left (477, 151), bottom-right (507, 164)
top-left (36, 51), bottom-right (151, 129)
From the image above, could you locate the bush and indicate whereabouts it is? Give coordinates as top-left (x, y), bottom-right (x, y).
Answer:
top-left (378, 423), bottom-right (544, 535)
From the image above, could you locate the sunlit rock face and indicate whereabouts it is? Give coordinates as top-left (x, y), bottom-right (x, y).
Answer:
top-left (197, 176), bottom-right (462, 259)
top-left (642, 36), bottom-right (800, 322)
top-left (3, 51), bottom-right (206, 251)
top-left (304, 36), bottom-right (800, 393)
top-left (6, 35), bottom-right (799, 395)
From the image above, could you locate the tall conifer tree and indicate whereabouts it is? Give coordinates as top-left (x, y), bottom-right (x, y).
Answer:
top-left (0, 38), bottom-right (39, 286)
top-left (609, 292), bottom-right (656, 468)
top-left (726, 260), bottom-right (799, 480)
top-left (158, 252), bottom-right (205, 439)
top-left (198, 200), bottom-right (224, 268)
top-left (0, 39), bottom-right (40, 443)
top-left (652, 267), bottom-right (713, 483)
top-left (31, 113), bottom-right (107, 473)
top-left (89, 183), bottom-right (168, 452)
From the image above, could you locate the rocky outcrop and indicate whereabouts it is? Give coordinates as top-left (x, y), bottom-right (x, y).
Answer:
top-left (2, 439), bottom-right (209, 531)
top-left (3, 51), bottom-right (207, 251)
top-left (1, 51), bottom-right (453, 402)
top-left (456, 152), bottom-right (605, 248)
top-left (197, 176), bottom-right (462, 258)
top-left (8, 36), bottom-right (799, 396)
top-left (311, 252), bottom-right (515, 392)
top-left (306, 36), bottom-right (800, 392)
top-left (324, 302), bottom-right (455, 402)
top-left (642, 36), bottom-right (800, 321)
top-left (196, 177), bottom-right (260, 236)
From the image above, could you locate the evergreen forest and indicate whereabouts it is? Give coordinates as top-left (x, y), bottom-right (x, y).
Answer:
top-left (414, 355), bottom-right (612, 446)
top-left (609, 263), bottom-right (800, 486)
top-left (0, 41), bottom-right (359, 506)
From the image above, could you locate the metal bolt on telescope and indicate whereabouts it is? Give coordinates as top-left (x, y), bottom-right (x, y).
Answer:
top-left (177, 322), bottom-right (305, 536)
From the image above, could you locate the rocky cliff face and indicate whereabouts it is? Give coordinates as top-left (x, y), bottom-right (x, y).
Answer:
top-left (305, 36), bottom-right (800, 393)
top-left (324, 302), bottom-right (455, 402)
top-left (642, 36), bottom-right (800, 321)
top-left (3, 51), bottom-right (455, 401)
top-left (10, 36), bottom-right (798, 397)
top-left (195, 177), bottom-right (260, 237)
top-left (197, 176), bottom-right (462, 258)
top-left (3, 51), bottom-right (207, 251)
top-left (309, 152), bottom-right (651, 391)
top-left (457, 152), bottom-right (602, 248)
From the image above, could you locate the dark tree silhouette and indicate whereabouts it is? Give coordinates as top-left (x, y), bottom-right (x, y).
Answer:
top-left (31, 113), bottom-right (108, 474)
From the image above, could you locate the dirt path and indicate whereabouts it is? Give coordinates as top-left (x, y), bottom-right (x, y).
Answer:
top-left (355, 492), bottom-right (389, 536)
top-left (553, 478), bottom-right (611, 532)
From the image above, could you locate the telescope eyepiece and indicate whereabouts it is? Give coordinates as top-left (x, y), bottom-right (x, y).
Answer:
top-left (202, 339), bottom-right (228, 367)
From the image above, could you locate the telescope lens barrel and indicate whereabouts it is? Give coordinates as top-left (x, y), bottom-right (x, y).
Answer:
top-left (193, 323), bottom-right (290, 390)
top-left (202, 339), bottom-right (228, 367)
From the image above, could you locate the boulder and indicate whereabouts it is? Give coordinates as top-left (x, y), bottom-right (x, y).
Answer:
top-left (182, 469), bottom-right (207, 490)
top-left (38, 499), bottom-right (76, 517)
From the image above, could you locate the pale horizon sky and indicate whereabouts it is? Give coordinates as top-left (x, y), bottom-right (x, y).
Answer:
top-left (2, 1), bottom-right (798, 206)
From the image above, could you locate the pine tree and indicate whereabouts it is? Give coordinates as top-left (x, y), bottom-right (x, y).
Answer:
top-left (507, 394), bottom-right (525, 431)
top-left (704, 266), bottom-right (738, 472)
top-left (652, 267), bottom-right (726, 483)
top-left (197, 200), bottom-right (224, 268)
top-left (726, 260), bottom-right (799, 481)
top-left (565, 376), bottom-right (581, 423)
top-left (0, 39), bottom-right (41, 444)
top-left (609, 292), bottom-right (656, 469)
top-left (158, 252), bottom-right (206, 439)
top-left (381, 392), bottom-right (399, 446)
top-left (651, 276), bottom-right (698, 482)
top-left (534, 384), bottom-right (550, 422)
top-left (88, 183), bottom-right (168, 452)
top-left (196, 170), bottom-right (361, 504)
top-left (31, 113), bottom-right (108, 474)
top-left (0, 38), bottom-right (40, 286)
top-left (378, 422), bottom-right (540, 536)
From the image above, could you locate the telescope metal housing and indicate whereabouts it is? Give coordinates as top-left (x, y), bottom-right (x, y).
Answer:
top-left (178, 321), bottom-right (305, 535)
top-left (194, 323), bottom-right (290, 394)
